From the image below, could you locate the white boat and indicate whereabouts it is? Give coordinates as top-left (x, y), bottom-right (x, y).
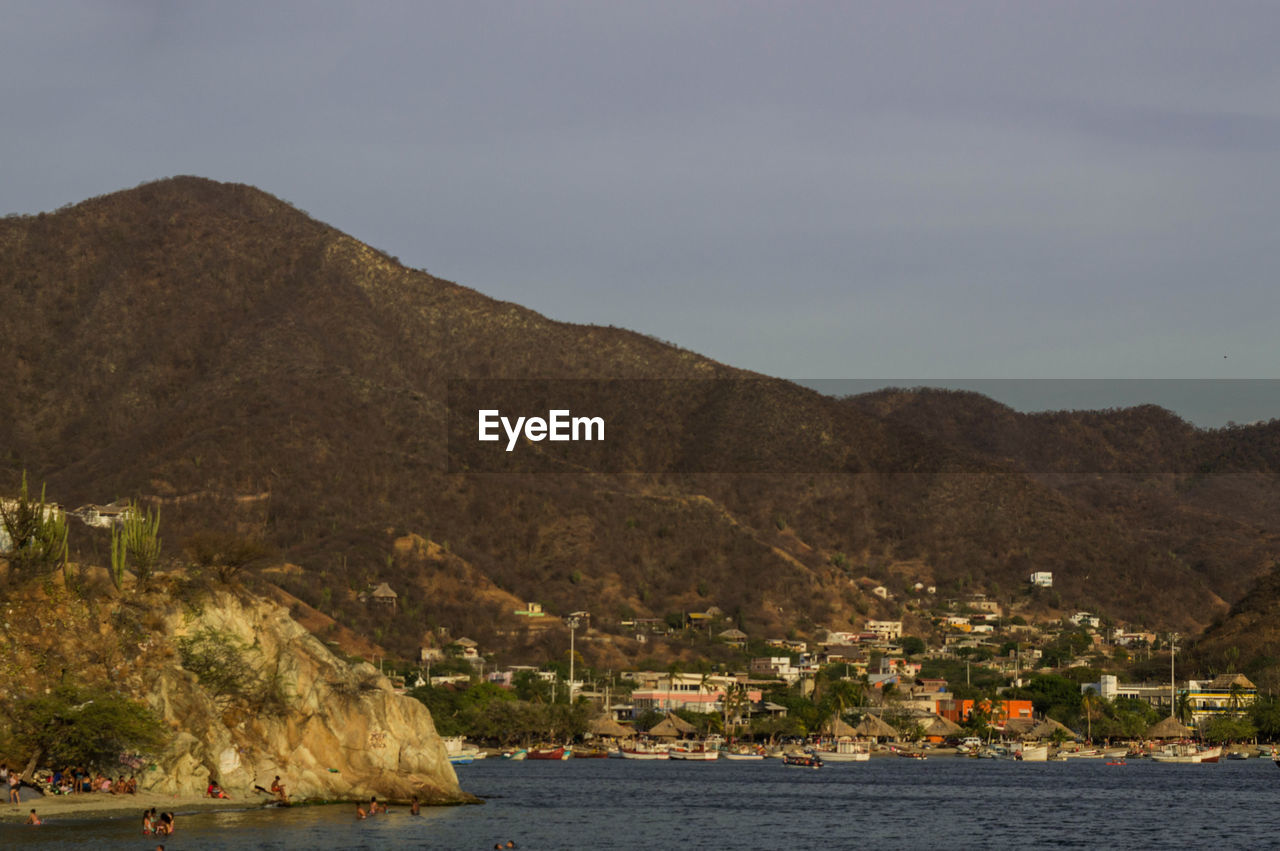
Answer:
top-left (619, 743), bottom-right (670, 760)
top-left (817, 738), bottom-right (870, 762)
top-left (1149, 743), bottom-right (1222, 764)
top-left (668, 741), bottom-right (720, 761)
top-left (722, 749), bottom-right (765, 761)
top-left (1015, 744), bottom-right (1049, 762)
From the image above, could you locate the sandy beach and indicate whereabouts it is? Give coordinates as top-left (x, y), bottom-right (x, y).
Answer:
top-left (2, 790), bottom-right (258, 824)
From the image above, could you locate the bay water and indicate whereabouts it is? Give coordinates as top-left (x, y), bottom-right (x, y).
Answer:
top-left (5, 755), bottom-right (1278, 849)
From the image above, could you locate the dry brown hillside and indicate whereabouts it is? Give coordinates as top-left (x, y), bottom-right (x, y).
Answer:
top-left (3, 177), bottom-right (1279, 666)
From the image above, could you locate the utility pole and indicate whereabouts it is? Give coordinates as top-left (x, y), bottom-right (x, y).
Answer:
top-left (1169, 632), bottom-right (1179, 717)
top-left (567, 615), bottom-right (581, 703)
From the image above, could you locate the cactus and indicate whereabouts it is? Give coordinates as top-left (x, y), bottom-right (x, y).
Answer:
top-left (110, 523), bottom-right (127, 591)
top-left (122, 503), bottom-right (161, 588)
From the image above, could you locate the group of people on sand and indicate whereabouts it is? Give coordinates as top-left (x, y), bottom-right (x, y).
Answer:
top-left (3, 763), bottom-right (139, 797)
top-left (141, 807), bottom-right (176, 836)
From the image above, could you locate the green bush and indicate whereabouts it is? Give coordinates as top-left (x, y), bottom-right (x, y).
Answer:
top-left (8, 684), bottom-right (166, 771)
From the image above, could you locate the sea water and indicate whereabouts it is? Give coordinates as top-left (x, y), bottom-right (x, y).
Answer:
top-left (4, 756), bottom-right (1278, 849)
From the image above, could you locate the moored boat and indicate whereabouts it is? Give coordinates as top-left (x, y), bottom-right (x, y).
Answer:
top-left (668, 741), bottom-right (720, 761)
top-left (1015, 744), bottom-right (1049, 762)
top-left (1149, 743), bottom-right (1222, 764)
top-left (527, 746), bottom-right (571, 760)
top-left (817, 738), bottom-right (870, 762)
top-left (571, 746), bottom-right (611, 759)
top-left (619, 743), bottom-right (670, 760)
top-left (502, 748), bottom-right (528, 760)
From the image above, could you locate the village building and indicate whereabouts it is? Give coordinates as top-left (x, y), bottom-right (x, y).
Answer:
top-left (865, 619), bottom-right (903, 641)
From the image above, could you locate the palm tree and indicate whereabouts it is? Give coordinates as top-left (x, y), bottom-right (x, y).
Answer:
top-left (1175, 691), bottom-right (1194, 726)
top-left (721, 681), bottom-right (749, 739)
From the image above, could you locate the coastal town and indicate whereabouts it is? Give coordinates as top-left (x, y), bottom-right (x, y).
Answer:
top-left (388, 570), bottom-right (1280, 764)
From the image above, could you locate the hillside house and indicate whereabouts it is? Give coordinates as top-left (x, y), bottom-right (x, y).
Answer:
top-left (718, 627), bottom-right (748, 648)
top-left (866, 620), bottom-right (903, 641)
top-left (369, 582), bottom-right (398, 609)
top-left (70, 501), bottom-right (132, 529)
top-left (1030, 571), bottom-right (1053, 587)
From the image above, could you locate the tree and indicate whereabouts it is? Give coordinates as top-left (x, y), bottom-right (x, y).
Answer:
top-left (1199, 714), bottom-right (1256, 745)
top-left (0, 473), bottom-right (68, 578)
top-left (7, 684), bottom-right (167, 771)
top-left (1249, 695), bottom-right (1280, 741)
top-left (899, 636), bottom-right (926, 657)
top-left (182, 531), bottom-right (275, 584)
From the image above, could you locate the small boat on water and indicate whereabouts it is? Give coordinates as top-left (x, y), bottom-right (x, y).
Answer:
top-left (722, 748), bottom-right (765, 761)
top-left (1226, 750), bottom-right (1250, 760)
top-left (896, 750), bottom-right (928, 760)
top-left (571, 746), bottom-right (611, 759)
top-left (782, 752), bottom-right (823, 768)
top-left (817, 738), bottom-right (870, 762)
top-left (527, 746), bottom-right (571, 761)
top-left (619, 743), bottom-right (670, 760)
top-left (501, 749), bottom-right (528, 760)
top-left (1149, 743), bottom-right (1222, 764)
top-left (668, 741), bottom-right (720, 761)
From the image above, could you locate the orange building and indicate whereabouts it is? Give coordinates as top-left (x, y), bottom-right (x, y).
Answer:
top-left (936, 698), bottom-right (1034, 725)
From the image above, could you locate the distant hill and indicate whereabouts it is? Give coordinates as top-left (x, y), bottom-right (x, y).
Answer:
top-left (3, 177), bottom-right (1278, 667)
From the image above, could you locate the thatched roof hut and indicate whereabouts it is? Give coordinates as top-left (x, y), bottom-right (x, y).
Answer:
top-left (647, 713), bottom-right (697, 739)
top-left (1002, 718), bottom-right (1036, 738)
top-left (1145, 716), bottom-right (1194, 739)
top-left (854, 714), bottom-right (898, 740)
top-left (588, 716), bottom-right (634, 738)
top-left (822, 717), bottom-right (858, 737)
top-left (1028, 717), bottom-right (1077, 740)
top-left (923, 715), bottom-right (963, 738)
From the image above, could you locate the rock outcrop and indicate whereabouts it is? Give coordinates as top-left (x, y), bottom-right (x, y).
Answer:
top-left (0, 575), bottom-right (474, 805)
top-left (148, 589), bottom-right (473, 803)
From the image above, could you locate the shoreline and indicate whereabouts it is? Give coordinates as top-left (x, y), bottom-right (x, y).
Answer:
top-left (2, 791), bottom-right (264, 824)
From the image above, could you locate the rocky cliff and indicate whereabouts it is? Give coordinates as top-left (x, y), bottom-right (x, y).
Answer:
top-left (0, 572), bottom-right (474, 805)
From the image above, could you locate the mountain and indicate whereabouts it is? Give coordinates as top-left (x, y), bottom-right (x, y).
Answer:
top-left (3, 177), bottom-right (1279, 668)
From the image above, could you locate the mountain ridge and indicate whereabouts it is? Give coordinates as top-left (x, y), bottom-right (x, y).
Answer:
top-left (4, 176), bottom-right (1278, 673)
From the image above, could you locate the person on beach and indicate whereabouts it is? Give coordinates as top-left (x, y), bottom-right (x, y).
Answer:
top-left (270, 775), bottom-right (288, 803)
top-left (26, 808), bottom-right (41, 825)
top-left (9, 769), bottom-right (22, 802)
top-left (356, 803), bottom-right (367, 820)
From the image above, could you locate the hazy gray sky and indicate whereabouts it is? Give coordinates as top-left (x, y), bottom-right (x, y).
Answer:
top-left (5, 1), bottom-right (1279, 418)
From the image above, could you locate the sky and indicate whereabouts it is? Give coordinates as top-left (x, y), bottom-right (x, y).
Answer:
top-left (4, 1), bottom-right (1279, 424)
